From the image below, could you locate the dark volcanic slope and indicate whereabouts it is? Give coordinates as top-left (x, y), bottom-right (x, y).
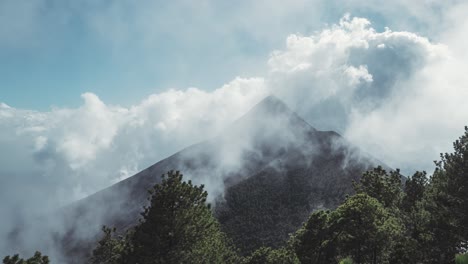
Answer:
top-left (60, 95), bottom-right (384, 260)
top-left (214, 130), bottom-right (371, 254)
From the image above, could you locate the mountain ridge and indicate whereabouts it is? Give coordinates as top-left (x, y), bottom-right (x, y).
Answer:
top-left (53, 95), bottom-right (386, 262)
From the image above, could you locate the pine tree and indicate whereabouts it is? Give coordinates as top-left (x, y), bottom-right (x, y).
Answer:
top-left (333, 193), bottom-right (403, 264)
top-left (401, 171), bottom-right (427, 212)
top-left (353, 166), bottom-right (403, 208)
top-left (124, 170), bottom-right (238, 263)
top-left (242, 247), bottom-right (299, 264)
top-left (422, 127), bottom-right (468, 263)
top-left (424, 168), bottom-right (461, 263)
top-left (436, 126), bottom-right (468, 239)
top-left (89, 226), bottom-right (130, 264)
top-left (290, 210), bottom-right (337, 264)
top-left (389, 171), bottom-right (430, 264)
top-left (3, 252), bottom-right (49, 264)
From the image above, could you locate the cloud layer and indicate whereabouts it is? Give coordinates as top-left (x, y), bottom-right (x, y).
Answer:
top-left (0, 14), bottom-right (456, 206)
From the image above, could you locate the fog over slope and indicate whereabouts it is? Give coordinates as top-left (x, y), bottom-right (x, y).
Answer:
top-left (8, 96), bottom-right (382, 263)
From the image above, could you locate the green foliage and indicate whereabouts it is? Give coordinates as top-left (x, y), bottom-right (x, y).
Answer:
top-left (353, 166), bottom-right (403, 208)
top-left (388, 171), bottom-right (431, 263)
top-left (401, 171), bottom-right (427, 212)
top-left (243, 247), bottom-right (299, 264)
top-left (430, 126), bottom-right (468, 244)
top-left (339, 257), bottom-right (353, 264)
top-left (3, 252), bottom-right (49, 264)
top-left (290, 210), bottom-right (337, 264)
top-left (423, 169), bottom-right (460, 263)
top-left (126, 170), bottom-right (238, 263)
top-left (351, 167), bottom-right (435, 263)
top-left (456, 253), bottom-right (468, 264)
top-left (89, 226), bottom-right (130, 264)
top-left (291, 193), bottom-right (403, 264)
top-left (90, 170), bottom-right (239, 264)
top-left (337, 126), bottom-right (468, 263)
top-left (334, 193), bottom-right (403, 264)
top-left (417, 127), bottom-right (468, 263)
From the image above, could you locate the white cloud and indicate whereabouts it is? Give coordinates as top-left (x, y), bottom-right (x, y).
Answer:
top-left (0, 15), bottom-right (451, 202)
top-left (0, 77), bottom-right (267, 205)
top-left (344, 65), bottom-right (373, 85)
top-left (0, 15), bottom-right (452, 209)
top-left (345, 3), bottom-right (468, 173)
top-left (0, 102), bottom-right (11, 109)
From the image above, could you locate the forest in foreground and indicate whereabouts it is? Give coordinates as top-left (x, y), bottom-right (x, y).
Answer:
top-left (4, 127), bottom-right (468, 264)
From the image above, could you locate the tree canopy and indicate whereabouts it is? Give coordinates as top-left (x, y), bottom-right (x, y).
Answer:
top-left (3, 252), bottom-right (49, 264)
top-left (91, 170), bottom-right (238, 264)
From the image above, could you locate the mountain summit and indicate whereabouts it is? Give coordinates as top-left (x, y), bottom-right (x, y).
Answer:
top-left (56, 96), bottom-right (383, 261)
top-left (245, 95), bottom-right (298, 118)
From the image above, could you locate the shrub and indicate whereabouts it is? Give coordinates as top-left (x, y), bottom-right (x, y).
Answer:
top-left (456, 253), bottom-right (468, 264)
top-left (339, 257), bottom-right (353, 264)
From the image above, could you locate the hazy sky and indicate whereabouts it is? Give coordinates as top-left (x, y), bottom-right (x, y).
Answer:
top-left (1, 0), bottom-right (468, 224)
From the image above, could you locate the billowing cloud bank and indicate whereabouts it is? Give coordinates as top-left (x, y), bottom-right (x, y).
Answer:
top-left (2, 13), bottom-right (468, 258)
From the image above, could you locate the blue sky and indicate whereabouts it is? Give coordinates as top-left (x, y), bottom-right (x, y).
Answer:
top-left (0, 0), bottom-right (438, 110)
top-left (0, 0), bottom-right (297, 109)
